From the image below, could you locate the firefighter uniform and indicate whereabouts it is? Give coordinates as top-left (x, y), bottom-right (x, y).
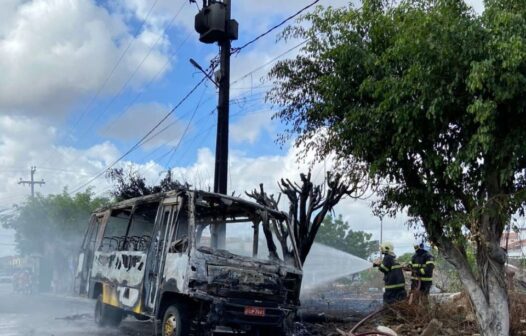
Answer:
top-left (375, 242), bottom-right (407, 304)
top-left (411, 245), bottom-right (435, 295)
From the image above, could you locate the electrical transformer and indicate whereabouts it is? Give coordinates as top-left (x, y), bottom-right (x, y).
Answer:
top-left (195, 2), bottom-right (238, 44)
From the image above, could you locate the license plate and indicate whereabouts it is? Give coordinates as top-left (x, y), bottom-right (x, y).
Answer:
top-left (244, 306), bottom-right (265, 317)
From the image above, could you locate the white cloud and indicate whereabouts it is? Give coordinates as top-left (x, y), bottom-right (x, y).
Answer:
top-left (0, 116), bottom-right (110, 200)
top-left (0, 115), bottom-right (419, 257)
top-left (100, 102), bottom-right (188, 149)
top-left (230, 110), bottom-right (274, 144)
top-left (0, 114), bottom-right (170, 256)
top-left (158, 143), bottom-right (419, 255)
top-left (0, 0), bottom-right (429, 259)
top-left (226, 147), bottom-right (420, 255)
top-left (0, 0), bottom-right (171, 116)
top-left (0, 114), bottom-right (169, 206)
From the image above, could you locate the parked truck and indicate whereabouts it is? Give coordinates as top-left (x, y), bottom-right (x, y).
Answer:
top-left (75, 188), bottom-right (303, 335)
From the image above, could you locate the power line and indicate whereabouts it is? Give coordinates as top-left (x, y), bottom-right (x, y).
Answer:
top-left (145, 87), bottom-right (267, 167)
top-left (231, 0), bottom-right (320, 55)
top-left (231, 38), bottom-right (309, 86)
top-left (78, 2), bottom-right (188, 140)
top-left (102, 32), bottom-right (193, 136)
top-left (136, 41), bottom-right (306, 169)
top-left (132, 92), bottom-right (216, 164)
top-left (145, 86), bottom-right (273, 169)
top-left (80, 29), bottom-right (310, 181)
top-left (73, 0), bottom-right (162, 126)
top-left (69, 76), bottom-right (209, 194)
top-left (163, 89), bottom-right (209, 169)
top-left (0, 195), bottom-right (26, 206)
top-left (72, 4), bottom-right (318, 192)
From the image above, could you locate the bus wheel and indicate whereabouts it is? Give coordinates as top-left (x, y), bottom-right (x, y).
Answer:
top-left (94, 294), bottom-right (124, 327)
top-left (162, 303), bottom-right (190, 336)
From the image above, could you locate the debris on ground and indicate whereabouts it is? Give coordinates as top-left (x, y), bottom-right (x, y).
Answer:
top-left (299, 291), bottom-right (526, 336)
top-left (55, 313), bottom-right (92, 321)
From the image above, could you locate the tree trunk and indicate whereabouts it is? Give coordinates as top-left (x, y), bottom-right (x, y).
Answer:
top-left (439, 241), bottom-right (509, 336)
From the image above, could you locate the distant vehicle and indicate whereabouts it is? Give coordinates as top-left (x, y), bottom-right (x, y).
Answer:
top-left (0, 273), bottom-right (12, 284)
top-left (75, 189), bottom-right (303, 336)
top-left (12, 269), bottom-right (32, 294)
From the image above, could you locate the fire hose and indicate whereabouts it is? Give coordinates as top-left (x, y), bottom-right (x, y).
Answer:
top-left (347, 307), bottom-right (392, 336)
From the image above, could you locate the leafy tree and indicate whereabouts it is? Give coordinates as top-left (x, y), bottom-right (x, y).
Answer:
top-left (1, 189), bottom-right (108, 291)
top-left (397, 252), bottom-right (413, 265)
top-left (106, 167), bottom-right (187, 201)
top-left (315, 214), bottom-right (379, 259)
top-left (267, 0), bottom-right (526, 334)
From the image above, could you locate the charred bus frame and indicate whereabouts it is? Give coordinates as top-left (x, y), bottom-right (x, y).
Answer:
top-left (75, 188), bottom-right (302, 335)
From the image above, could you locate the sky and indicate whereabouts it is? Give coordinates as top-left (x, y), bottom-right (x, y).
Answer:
top-left (0, 0), bottom-right (484, 257)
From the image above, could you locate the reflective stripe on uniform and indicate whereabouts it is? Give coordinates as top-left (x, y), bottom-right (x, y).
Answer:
top-left (391, 265), bottom-right (403, 270)
top-left (426, 260), bottom-right (435, 265)
top-left (380, 264), bottom-right (389, 272)
top-left (411, 276), bottom-right (433, 282)
top-left (385, 283), bottom-right (405, 289)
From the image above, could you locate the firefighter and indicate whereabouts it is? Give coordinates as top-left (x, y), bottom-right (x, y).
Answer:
top-left (410, 243), bottom-right (435, 301)
top-left (373, 242), bottom-right (407, 304)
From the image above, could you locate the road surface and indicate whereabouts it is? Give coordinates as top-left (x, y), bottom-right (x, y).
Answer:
top-left (0, 284), bottom-right (154, 336)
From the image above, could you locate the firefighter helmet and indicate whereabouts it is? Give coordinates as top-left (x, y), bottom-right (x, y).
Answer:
top-left (414, 242), bottom-right (424, 251)
top-left (380, 242), bottom-right (394, 254)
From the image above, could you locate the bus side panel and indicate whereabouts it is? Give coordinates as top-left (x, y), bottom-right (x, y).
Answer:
top-left (91, 250), bottom-right (147, 313)
top-left (162, 252), bottom-right (189, 293)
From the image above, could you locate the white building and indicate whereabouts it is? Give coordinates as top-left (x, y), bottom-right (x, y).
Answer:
top-left (501, 229), bottom-right (526, 259)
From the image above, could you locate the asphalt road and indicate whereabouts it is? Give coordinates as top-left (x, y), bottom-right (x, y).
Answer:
top-left (0, 284), bottom-right (154, 336)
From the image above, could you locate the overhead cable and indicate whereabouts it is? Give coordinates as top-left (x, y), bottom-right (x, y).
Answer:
top-left (69, 76), bottom-right (208, 194)
top-left (79, 2), bottom-right (187, 138)
top-left (230, 0), bottom-right (320, 55)
top-left (73, 0), bottom-right (161, 126)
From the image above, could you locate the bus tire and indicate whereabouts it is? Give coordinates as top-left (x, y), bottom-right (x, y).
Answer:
top-left (162, 303), bottom-right (190, 336)
top-left (94, 294), bottom-right (124, 327)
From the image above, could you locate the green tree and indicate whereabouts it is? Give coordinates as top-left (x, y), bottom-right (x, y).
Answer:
top-left (397, 252), bottom-right (413, 265)
top-left (315, 214), bottom-right (379, 259)
top-left (268, 1), bottom-right (526, 334)
top-left (1, 189), bottom-right (109, 291)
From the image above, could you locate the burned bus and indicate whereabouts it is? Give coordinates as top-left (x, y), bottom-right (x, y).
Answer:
top-left (75, 189), bottom-right (303, 335)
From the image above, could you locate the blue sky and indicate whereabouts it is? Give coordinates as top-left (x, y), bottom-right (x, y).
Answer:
top-left (0, 0), bottom-right (484, 257)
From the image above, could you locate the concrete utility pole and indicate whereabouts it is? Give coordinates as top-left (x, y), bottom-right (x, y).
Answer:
top-left (380, 219), bottom-right (383, 245)
top-left (214, 0), bottom-right (231, 195)
top-left (194, 0), bottom-right (238, 250)
top-left (18, 166), bottom-right (45, 198)
top-left (194, 0), bottom-right (238, 195)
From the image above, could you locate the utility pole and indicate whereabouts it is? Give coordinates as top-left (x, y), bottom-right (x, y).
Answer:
top-left (194, 0), bottom-right (238, 195)
top-left (18, 166), bottom-right (45, 198)
top-left (194, 0), bottom-right (238, 250)
top-left (380, 219), bottom-right (383, 245)
top-left (214, 0), bottom-right (231, 195)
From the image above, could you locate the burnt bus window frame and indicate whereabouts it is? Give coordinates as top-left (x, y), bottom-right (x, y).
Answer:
top-left (124, 201), bottom-right (159, 251)
top-left (99, 201), bottom-right (161, 252)
top-left (169, 199), bottom-right (190, 254)
top-left (100, 207), bottom-right (133, 252)
top-left (193, 194), bottom-right (298, 265)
